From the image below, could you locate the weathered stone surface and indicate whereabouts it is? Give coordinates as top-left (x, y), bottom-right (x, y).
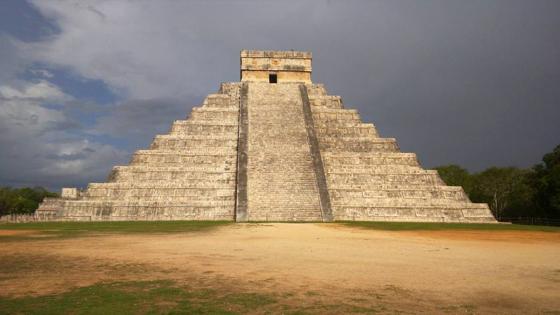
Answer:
top-left (37, 83), bottom-right (241, 221)
top-left (244, 82), bottom-right (323, 221)
top-left (241, 49), bottom-right (311, 83)
top-left (35, 50), bottom-right (496, 223)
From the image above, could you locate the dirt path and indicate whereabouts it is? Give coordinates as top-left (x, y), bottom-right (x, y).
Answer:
top-left (1, 223), bottom-right (559, 314)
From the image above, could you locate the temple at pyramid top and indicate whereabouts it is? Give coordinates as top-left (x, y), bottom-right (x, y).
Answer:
top-left (240, 50), bottom-right (312, 83)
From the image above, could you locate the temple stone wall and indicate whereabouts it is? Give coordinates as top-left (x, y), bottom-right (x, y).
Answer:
top-left (241, 50), bottom-right (312, 83)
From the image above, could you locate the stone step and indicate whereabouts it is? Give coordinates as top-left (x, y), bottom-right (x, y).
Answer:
top-left (132, 149), bottom-right (237, 156)
top-left (312, 110), bottom-right (360, 122)
top-left (333, 204), bottom-right (494, 222)
top-left (169, 120), bottom-right (237, 134)
top-left (325, 165), bottom-right (423, 174)
top-left (323, 152), bottom-right (419, 166)
top-left (334, 203), bottom-right (490, 211)
top-left (309, 95), bottom-right (343, 108)
top-left (315, 124), bottom-right (378, 137)
top-left (319, 137), bottom-right (399, 152)
top-left (133, 149), bottom-right (235, 157)
top-left (111, 164), bottom-right (236, 173)
top-left (305, 84), bottom-right (328, 97)
top-left (87, 186), bottom-right (234, 198)
top-left (88, 181), bottom-right (235, 190)
top-left (86, 194), bottom-right (235, 202)
top-left (151, 136), bottom-right (237, 150)
top-left (219, 82), bottom-right (241, 96)
top-left (328, 183), bottom-right (453, 191)
top-left (69, 199), bottom-right (235, 207)
top-left (189, 107), bottom-right (238, 121)
top-left (247, 207), bottom-right (323, 213)
top-left (311, 107), bottom-right (358, 114)
top-left (174, 119), bottom-right (237, 125)
top-left (314, 120), bottom-right (371, 128)
top-left (320, 135), bottom-right (390, 142)
top-left (108, 168), bottom-right (236, 182)
top-left (87, 195), bottom-right (235, 203)
top-left (331, 192), bottom-right (468, 202)
top-left (202, 94), bottom-right (232, 108)
top-left (185, 116), bottom-right (238, 125)
top-left (330, 185), bottom-right (464, 193)
top-left (332, 197), bottom-right (475, 206)
top-left (155, 133), bottom-right (237, 140)
top-left (247, 213), bottom-right (323, 222)
top-left (110, 166), bottom-right (236, 175)
top-left (54, 200), bottom-right (234, 221)
top-left (327, 169), bottom-right (439, 175)
top-left (326, 172), bottom-right (444, 185)
top-left (192, 106), bottom-right (238, 113)
top-left (246, 191), bottom-right (319, 198)
top-left (131, 151), bottom-right (236, 165)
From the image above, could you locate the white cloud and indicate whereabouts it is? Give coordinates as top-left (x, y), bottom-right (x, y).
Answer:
top-left (29, 69), bottom-right (54, 78)
top-left (26, 1), bottom-right (213, 100)
top-left (0, 80), bottom-right (71, 101)
top-left (0, 81), bottom-right (129, 190)
top-left (24, 1), bottom-right (315, 100)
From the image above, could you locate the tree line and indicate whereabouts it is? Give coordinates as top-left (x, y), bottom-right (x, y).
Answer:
top-left (435, 145), bottom-right (560, 220)
top-left (0, 187), bottom-right (58, 216)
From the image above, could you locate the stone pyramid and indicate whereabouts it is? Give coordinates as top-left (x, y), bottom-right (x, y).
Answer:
top-left (37, 50), bottom-right (496, 223)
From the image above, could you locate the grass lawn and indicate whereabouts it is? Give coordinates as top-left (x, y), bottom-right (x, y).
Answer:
top-left (340, 221), bottom-right (560, 232)
top-left (0, 280), bottom-right (279, 315)
top-left (0, 278), bottom-right (392, 315)
top-left (1, 220), bottom-right (558, 242)
top-left (0, 221), bottom-right (232, 241)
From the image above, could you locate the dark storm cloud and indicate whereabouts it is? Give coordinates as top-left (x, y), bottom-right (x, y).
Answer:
top-left (203, 0), bottom-right (560, 170)
top-left (1, 0), bottom-right (560, 190)
top-left (94, 96), bottom-right (202, 149)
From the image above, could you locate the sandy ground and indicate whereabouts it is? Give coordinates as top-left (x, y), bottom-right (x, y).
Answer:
top-left (1, 223), bottom-right (559, 314)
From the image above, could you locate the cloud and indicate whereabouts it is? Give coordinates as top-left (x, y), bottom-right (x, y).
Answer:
top-left (0, 80), bottom-right (129, 190)
top-left (1, 0), bottom-right (559, 192)
top-left (0, 80), bottom-right (70, 101)
top-left (25, 1), bottom-right (222, 100)
top-left (93, 97), bottom-right (193, 147)
top-left (29, 69), bottom-right (54, 78)
top-left (0, 35), bottom-right (28, 83)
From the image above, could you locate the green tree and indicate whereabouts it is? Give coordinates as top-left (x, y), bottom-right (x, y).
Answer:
top-left (0, 186), bottom-right (58, 216)
top-left (435, 165), bottom-right (473, 194)
top-left (532, 145), bottom-right (560, 218)
top-left (470, 167), bottom-right (533, 219)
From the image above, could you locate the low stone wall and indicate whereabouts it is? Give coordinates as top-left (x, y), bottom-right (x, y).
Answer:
top-left (1, 213), bottom-right (234, 223)
top-left (0, 213), bottom-right (58, 223)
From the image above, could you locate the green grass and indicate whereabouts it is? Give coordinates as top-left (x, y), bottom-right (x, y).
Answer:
top-left (0, 221), bottom-right (232, 241)
top-left (2, 220), bottom-right (558, 242)
top-left (340, 221), bottom-right (560, 232)
top-left (0, 279), bottom-right (395, 314)
top-left (0, 280), bottom-right (277, 315)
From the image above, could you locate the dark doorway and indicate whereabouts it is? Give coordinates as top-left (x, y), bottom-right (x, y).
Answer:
top-left (269, 74), bottom-right (277, 83)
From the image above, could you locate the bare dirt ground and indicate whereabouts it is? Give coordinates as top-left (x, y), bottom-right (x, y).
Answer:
top-left (1, 223), bottom-right (559, 314)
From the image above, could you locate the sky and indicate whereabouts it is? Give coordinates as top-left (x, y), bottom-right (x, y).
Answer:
top-left (0, 0), bottom-right (559, 191)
